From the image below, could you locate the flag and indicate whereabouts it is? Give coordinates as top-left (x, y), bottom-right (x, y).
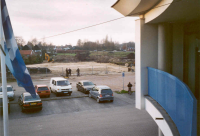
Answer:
top-left (1, 0), bottom-right (36, 97)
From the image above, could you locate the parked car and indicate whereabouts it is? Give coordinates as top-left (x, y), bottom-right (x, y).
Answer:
top-left (50, 77), bottom-right (72, 96)
top-left (18, 92), bottom-right (42, 112)
top-left (0, 85), bottom-right (15, 100)
top-left (35, 85), bottom-right (50, 98)
top-left (0, 95), bottom-right (10, 114)
top-left (89, 85), bottom-right (114, 103)
top-left (76, 80), bottom-right (95, 94)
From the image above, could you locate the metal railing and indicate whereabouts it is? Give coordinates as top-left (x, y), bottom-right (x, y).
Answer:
top-left (148, 67), bottom-right (197, 136)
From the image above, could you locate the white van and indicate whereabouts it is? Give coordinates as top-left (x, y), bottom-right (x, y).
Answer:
top-left (50, 77), bottom-right (72, 96)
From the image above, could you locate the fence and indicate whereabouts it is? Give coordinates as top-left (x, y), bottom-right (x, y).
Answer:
top-left (148, 67), bottom-right (197, 136)
top-left (59, 65), bottom-right (133, 76)
top-left (2, 66), bottom-right (134, 79)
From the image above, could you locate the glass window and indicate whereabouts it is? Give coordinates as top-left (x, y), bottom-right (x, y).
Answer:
top-left (101, 89), bottom-right (112, 94)
top-left (83, 82), bottom-right (94, 86)
top-left (57, 80), bottom-right (70, 86)
top-left (38, 87), bottom-right (49, 91)
top-left (24, 95), bottom-right (40, 101)
top-left (0, 87), bottom-right (13, 92)
top-left (7, 87), bottom-right (13, 92)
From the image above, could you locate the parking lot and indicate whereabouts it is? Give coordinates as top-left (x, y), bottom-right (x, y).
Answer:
top-left (0, 73), bottom-right (134, 117)
top-left (0, 73), bottom-right (158, 136)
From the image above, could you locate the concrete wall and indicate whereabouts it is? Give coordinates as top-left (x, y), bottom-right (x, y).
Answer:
top-left (145, 98), bottom-right (174, 136)
top-left (172, 24), bottom-right (184, 80)
top-left (158, 23), bottom-right (172, 73)
top-left (135, 18), bottom-right (158, 109)
top-left (188, 35), bottom-right (196, 93)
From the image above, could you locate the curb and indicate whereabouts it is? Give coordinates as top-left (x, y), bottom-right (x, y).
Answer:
top-left (10, 95), bottom-right (89, 104)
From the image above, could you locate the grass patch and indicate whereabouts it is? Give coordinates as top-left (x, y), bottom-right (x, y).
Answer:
top-left (57, 53), bottom-right (76, 56)
top-left (115, 90), bottom-right (134, 94)
top-left (90, 51), bottom-right (134, 57)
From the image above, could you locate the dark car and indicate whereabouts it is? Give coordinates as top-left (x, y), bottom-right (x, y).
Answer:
top-left (89, 85), bottom-right (114, 103)
top-left (0, 96), bottom-right (10, 114)
top-left (76, 80), bottom-right (95, 94)
top-left (18, 92), bottom-right (42, 112)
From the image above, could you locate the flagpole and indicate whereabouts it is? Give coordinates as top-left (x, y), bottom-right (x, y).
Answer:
top-left (0, 0), bottom-right (9, 135)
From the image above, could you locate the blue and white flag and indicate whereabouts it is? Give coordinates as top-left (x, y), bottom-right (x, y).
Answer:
top-left (1, 0), bottom-right (36, 97)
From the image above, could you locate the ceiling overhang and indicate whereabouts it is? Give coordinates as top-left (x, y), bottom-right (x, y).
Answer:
top-left (111, 0), bottom-right (161, 16)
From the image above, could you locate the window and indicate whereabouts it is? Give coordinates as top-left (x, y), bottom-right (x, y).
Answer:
top-left (101, 89), bottom-right (112, 94)
top-left (38, 87), bottom-right (49, 91)
top-left (0, 87), bottom-right (13, 92)
top-left (24, 95), bottom-right (40, 101)
top-left (57, 80), bottom-right (70, 86)
top-left (83, 82), bottom-right (94, 86)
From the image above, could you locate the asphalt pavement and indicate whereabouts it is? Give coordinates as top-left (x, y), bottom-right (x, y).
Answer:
top-left (0, 77), bottom-right (158, 136)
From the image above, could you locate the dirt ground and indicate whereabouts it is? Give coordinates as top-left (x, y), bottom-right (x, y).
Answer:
top-left (26, 62), bottom-right (135, 91)
top-left (27, 62), bottom-right (132, 75)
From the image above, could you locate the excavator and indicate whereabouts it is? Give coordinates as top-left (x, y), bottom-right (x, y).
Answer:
top-left (45, 53), bottom-right (54, 62)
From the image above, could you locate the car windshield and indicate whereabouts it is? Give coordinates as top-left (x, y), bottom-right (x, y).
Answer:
top-left (24, 95), bottom-right (40, 101)
top-left (101, 89), bottom-right (112, 94)
top-left (83, 82), bottom-right (94, 86)
top-left (38, 87), bottom-right (49, 91)
top-left (57, 80), bottom-right (70, 86)
top-left (0, 87), bottom-right (13, 92)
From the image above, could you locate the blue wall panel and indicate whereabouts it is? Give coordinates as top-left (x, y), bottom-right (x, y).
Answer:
top-left (148, 67), bottom-right (197, 136)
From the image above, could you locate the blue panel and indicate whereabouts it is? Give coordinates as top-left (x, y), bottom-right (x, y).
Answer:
top-left (147, 67), bottom-right (197, 136)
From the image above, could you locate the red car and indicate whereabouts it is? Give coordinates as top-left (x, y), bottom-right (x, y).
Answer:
top-left (35, 85), bottom-right (50, 98)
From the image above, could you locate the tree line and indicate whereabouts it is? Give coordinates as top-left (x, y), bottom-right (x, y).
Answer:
top-left (15, 35), bottom-right (135, 51)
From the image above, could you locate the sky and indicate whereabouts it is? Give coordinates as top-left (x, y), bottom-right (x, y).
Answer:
top-left (6, 0), bottom-right (137, 46)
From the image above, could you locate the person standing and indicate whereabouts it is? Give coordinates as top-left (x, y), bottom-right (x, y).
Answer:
top-left (66, 68), bottom-right (69, 77)
top-left (127, 82), bottom-right (133, 95)
top-left (76, 68), bottom-right (80, 77)
top-left (69, 68), bottom-right (72, 76)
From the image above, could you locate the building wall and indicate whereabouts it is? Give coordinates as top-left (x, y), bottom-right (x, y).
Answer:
top-left (135, 18), bottom-right (158, 109)
top-left (172, 24), bottom-right (184, 80)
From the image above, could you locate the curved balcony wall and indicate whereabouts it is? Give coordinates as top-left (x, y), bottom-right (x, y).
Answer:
top-left (147, 67), bottom-right (197, 136)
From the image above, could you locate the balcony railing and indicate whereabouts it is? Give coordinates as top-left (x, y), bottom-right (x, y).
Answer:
top-left (148, 67), bottom-right (197, 136)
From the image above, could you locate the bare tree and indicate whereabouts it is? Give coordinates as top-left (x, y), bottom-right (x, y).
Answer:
top-left (31, 38), bottom-right (38, 46)
top-left (15, 36), bottom-right (26, 46)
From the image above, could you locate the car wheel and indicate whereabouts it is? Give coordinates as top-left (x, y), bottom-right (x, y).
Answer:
top-left (89, 93), bottom-right (91, 98)
top-left (56, 92), bottom-right (59, 97)
top-left (97, 98), bottom-right (100, 103)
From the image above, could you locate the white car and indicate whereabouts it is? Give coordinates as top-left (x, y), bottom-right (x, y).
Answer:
top-left (0, 85), bottom-right (15, 100)
top-left (50, 77), bottom-right (72, 96)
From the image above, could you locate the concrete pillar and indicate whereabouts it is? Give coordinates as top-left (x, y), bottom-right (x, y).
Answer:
top-left (172, 24), bottom-right (184, 80)
top-left (135, 18), bottom-right (158, 109)
top-left (158, 23), bottom-right (172, 73)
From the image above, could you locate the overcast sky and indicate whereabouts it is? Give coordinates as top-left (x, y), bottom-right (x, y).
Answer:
top-left (6, 0), bottom-right (137, 46)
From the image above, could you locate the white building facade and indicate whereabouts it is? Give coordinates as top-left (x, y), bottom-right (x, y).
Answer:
top-left (112, 0), bottom-right (200, 136)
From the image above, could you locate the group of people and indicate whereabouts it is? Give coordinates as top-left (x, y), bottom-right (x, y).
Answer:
top-left (65, 68), bottom-right (80, 77)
